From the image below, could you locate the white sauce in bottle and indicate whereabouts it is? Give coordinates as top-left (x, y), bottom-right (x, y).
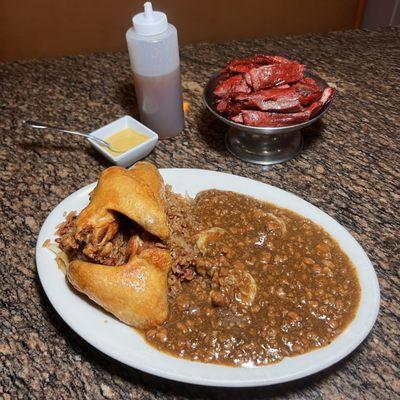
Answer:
top-left (126, 2), bottom-right (184, 139)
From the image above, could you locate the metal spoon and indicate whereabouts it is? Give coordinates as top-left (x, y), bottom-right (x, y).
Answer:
top-left (24, 120), bottom-right (124, 153)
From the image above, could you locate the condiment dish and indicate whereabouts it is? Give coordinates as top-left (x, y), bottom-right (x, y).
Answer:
top-left (89, 116), bottom-right (158, 167)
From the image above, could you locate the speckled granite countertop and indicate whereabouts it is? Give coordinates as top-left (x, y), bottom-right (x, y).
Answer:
top-left (1, 27), bottom-right (399, 399)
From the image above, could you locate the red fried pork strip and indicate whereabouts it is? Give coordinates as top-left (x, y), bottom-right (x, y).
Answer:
top-left (252, 98), bottom-right (302, 113)
top-left (237, 86), bottom-right (335, 127)
top-left (230, 114), bottom-right (244, 124)
top-left (221, 60), bottom-right (257, 75)
top-left (213, 74), bottom-right (251, 98)
top-left (307, 87), bottom-right (335, 117)
top-left (235, 78), bottom-right (322, 111)
top-left (297, 77), bottom-right (321, 91)
top-left (235, 92), bottom-right (303, 112)
top-left (235, 87), bottom-right (298, 111)
top-left (240, 110), bottom-right (310, 127)
top-left (215, 98), bottom-right (243, 115)
top-left (245, 62), bottom-right (305, 91)
top-left (221, 54), bottom-right (290, 74)
top-left (235, 87), bottom-right (295, 102)
top-left (294, 77), bottom-right (323, 106)
top-left (251, 54), bottom-right (291, 65)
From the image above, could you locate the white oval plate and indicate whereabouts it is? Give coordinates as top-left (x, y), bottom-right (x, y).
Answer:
top-left (36, 169), bottom-right (380, 387)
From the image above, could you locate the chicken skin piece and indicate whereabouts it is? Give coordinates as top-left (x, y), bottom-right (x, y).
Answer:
top-left (63, 162), bottom-right (172, 328)
top-left (75, 162), bottom-right (169, 259)
top-left (67, 247), bottom-right (171, 329)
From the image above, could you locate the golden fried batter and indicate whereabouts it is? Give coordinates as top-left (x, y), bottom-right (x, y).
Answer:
top-left (63, 162), bottom-right (171, 329)
top-left (75, 162), bottom-right (169, 258)
top-left (67, 247), bottom-right (171, 328)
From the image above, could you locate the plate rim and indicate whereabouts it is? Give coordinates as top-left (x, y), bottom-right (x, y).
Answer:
top-left (36, 168), bottom-right (380, 387)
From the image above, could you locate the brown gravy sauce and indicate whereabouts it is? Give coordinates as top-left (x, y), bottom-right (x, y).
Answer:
top-left (145, 190), bottom-right (361, 366)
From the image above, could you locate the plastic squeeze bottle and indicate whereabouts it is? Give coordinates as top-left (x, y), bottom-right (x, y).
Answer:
top-left (126, 2), bottom-right (184, 139)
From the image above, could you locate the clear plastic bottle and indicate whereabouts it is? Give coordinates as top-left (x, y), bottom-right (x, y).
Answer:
top-left (126, 2), bottom-right (184, 139)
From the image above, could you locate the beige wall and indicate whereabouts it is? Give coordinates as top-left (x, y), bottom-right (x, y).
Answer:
top-left (0, 0), bottom-right (360, 61)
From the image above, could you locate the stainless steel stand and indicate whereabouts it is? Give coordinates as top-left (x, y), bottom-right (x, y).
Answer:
top-left (225, 127), bottom-right (303, 165)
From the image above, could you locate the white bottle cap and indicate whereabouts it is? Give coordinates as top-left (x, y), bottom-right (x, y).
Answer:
top-left (132, 2), bottom-right (168, 36)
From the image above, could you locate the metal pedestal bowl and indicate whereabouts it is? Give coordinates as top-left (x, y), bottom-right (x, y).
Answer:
top-left (203, 71), bottom-right (333, 165)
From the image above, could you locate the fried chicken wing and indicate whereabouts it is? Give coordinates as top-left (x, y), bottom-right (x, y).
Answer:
top-left (75, 162), bottom-right (169, 258)
top-left (57, 162), bottom-right (172, 328)
top-left (67, 247), bottom-right (171, 329)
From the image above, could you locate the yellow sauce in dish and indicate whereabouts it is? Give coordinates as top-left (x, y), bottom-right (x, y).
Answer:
top-left (104, 128), bottom-right (148, 156)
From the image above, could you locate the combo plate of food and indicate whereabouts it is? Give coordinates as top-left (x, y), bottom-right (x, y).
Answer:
top-left (36, 163), bottom-right (379, 387)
